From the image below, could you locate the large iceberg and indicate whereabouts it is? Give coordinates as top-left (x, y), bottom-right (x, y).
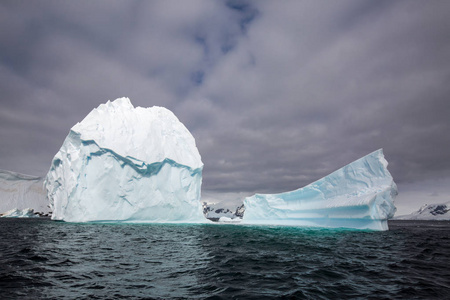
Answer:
top-left (0, 169), bottom-right (48, 215)
top-left (45, 98), bottom-right (205, 222)
top-left (243, 149), bottom-right (397, 230)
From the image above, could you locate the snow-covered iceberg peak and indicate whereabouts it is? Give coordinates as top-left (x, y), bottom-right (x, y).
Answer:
top-left (72, 97), bottom-right (202, 169)
top-left (45, 97), bottom-right (205, 223)
top-left (243, 149), bottom-right (397, 230)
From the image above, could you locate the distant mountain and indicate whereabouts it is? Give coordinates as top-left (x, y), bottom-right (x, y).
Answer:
top-left (0, 169), bottom-right (50, 215)
top-left (0, 208), bottom-right (40, 218)
top-left (203, 202), bottom-right (245, 221)
top-left (395, 201), bottom-right (450, 220)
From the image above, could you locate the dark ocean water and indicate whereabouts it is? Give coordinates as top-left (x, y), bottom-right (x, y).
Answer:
top-left (0, 219), bottom-right (449, 299)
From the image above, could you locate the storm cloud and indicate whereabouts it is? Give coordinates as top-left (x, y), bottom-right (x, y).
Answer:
top-left (1, 0), bottom-right (449, 214)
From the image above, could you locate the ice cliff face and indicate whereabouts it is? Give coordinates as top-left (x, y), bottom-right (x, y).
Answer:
top-left (395, 202), bottom-right (450, 220)
top-left (243, 149), bottom-right (397, 230)
top-left (45, 98), bottom-right (205, 222)
top-left (0, 169), bottom-right (48, 214)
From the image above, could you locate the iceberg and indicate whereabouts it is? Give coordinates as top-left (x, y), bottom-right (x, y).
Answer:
top-left (0, 169), bottom-right (48, 215)
top-left (45, 97), bottom-right (205, 223)
top-left (243, 149), bottom-right (397, 230)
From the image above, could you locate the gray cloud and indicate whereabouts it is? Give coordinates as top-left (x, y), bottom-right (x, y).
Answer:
top-left (1, 0), bottom-right (449, 212)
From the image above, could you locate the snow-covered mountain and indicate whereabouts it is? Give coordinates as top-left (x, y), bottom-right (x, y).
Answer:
top-left (395, 201), bottom-right (450, 220)
top-left (0, 169), bottom-right (49, 215)
top-left (203, 202), bottom-right (245, 220)
top-left (1, 208), bottom-right (40, 218)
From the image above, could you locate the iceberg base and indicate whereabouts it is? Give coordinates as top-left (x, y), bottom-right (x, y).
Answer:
top-left (243, 218), bottom-right (389, 231)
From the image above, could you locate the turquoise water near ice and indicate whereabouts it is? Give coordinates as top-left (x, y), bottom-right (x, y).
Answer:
top-left (1, 219), bottom-right (449, 299)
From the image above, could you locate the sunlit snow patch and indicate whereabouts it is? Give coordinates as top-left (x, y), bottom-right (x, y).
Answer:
top-left (45, 98), bottom-right (205, 223)
top-left (218, 216), bottom-right (241, 223)
top-left (243, 149), bottom-right (397, 230)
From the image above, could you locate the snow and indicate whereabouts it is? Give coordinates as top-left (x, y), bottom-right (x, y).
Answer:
top-left (395, 201), bottom-right (450, 220)
top-left (1, 208), bottom-right (39, 218)
top-left (0, 169), bottom-right (49, 214)
top-left (243, 149), bottom-right (397, 230)
top-left (218, 216), bottom-right (241, 223)
top-left (45, 97), bottom-right (205, 223)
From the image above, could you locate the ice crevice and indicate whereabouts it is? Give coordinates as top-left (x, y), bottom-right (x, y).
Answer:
top-left (81, 138), bottom-right (200, 177)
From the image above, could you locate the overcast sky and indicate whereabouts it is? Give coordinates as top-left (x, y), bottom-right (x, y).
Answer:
top-left (1, 0), bottom-right (449, 214)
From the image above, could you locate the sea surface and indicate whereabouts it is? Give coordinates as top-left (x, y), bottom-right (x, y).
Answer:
top-left (0, 219), bottom-right (449, 299)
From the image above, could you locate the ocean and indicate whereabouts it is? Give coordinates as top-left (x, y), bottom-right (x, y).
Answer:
top-left (1, 219), bottom-right (449, 299)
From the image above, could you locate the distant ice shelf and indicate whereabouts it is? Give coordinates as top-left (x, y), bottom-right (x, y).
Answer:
top-left (0, 169), bottom-right (48, 215)
top-left (243, 149), bottom-right (397, 230)
top-left (45, 98), bottom-right (205, 223)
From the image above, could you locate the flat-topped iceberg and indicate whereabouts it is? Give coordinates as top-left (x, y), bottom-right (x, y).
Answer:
top-left (45, 98), bottom-right (205, 223)
top-left (243, 149), bottom-right (397, 230)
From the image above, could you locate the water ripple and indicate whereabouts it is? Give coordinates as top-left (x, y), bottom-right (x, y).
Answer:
top-left (0, 219), bottom-right (449, 299)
